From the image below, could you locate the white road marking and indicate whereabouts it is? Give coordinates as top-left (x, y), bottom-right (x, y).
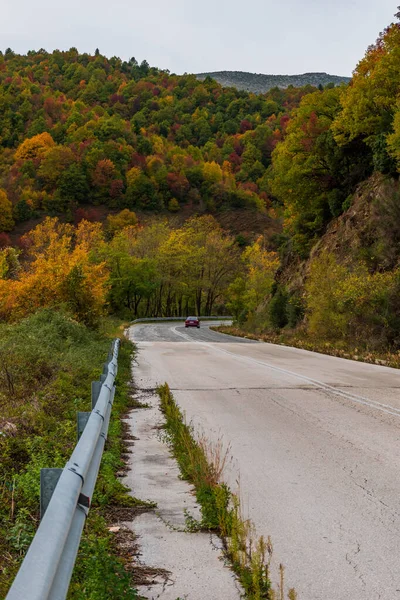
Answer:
top-left (170, 325), bottom-right (400, 419)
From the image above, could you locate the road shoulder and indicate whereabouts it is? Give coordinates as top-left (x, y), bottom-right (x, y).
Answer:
top-left (122, 390), bottom-right (241, 600)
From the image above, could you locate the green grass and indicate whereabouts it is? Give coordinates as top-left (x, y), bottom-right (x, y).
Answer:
top-left (0, 308), bottom-right (139, 599)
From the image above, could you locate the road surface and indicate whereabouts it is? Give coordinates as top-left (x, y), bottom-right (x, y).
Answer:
top-left (128, 321), bottom-right (400, 600)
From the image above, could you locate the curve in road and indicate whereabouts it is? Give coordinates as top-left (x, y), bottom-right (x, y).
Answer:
top-left (128, 321), bottom-right (400, 600)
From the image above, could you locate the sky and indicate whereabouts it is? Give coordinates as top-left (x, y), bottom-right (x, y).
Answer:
top-left (1, 0), bottom-right (397, 76)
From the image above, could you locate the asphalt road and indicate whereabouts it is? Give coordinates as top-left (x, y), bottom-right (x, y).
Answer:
top-left (128, 321), bottom-right (400, 599)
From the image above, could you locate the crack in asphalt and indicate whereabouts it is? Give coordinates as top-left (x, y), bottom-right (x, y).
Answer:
top-left (345, 542), bottom-right (365, 586)
top-left (169, 385), bottom-right (353, 391)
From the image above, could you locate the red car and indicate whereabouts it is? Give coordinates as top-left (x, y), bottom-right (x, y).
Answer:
top-left (185, 316), bottom-right (200, 328)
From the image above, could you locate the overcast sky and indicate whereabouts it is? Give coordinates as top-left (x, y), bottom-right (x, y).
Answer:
top-left (1, 0), bottom-right (397, 76)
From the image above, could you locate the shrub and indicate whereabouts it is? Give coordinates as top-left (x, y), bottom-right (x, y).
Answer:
top-left (105, 209), bottom-right (138, 237)
top-left (269, 286), bottom-right (288, 329)
top-left (305, 251), bottom-right (400, 347)
top-left (0, 233), bottom-right (11, 248)
top-left (286, 294), bottom-right (304, 328)
top-left (167, 198), bottom-right (180, 212)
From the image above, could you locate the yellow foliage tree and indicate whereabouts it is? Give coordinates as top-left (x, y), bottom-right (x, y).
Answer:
top-left (222, 160), bottom-right (233, 174)
top-left (0, 217), bottom-right (108, 326)
top-left (21, 217), bottom-right (74, 258)
top-left (333, 23), bottom-right (400, 146)
top-left (146, 155), bottom-right (164, 175)
top-left (75, 220), bottom-right (105, 253)
top-left (15, 132), bottom-right (55, 161)
top-left (38, 145), bottom-right (75, 185)
top-left (105, 209), bottom-right (138, 237)
top-left (170, 152), bottom-right (186, 171)
top-left (242, 238), bottom-right (279, 312)
top-left (305, 251), bottom-right (399, 343)
top-left (0, 248), bottom-right (20, 279)
top-left (126, 167), bottom-right (141, 188)
top-left (202, 161), bottom-right (223, 184)
top-left (149, 135), bottom-right (165, 155)
top-left (167, 198), bottom-right (180, 212)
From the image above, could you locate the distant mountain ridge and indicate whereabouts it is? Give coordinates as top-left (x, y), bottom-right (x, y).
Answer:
top-left (196, 71), bottom-right (351, 93)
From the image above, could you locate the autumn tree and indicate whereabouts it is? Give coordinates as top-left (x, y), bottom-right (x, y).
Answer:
top-left (15, 132), bottom-right (55, 161)
top-left (332, 19), bottom-right (400, 173)
top-left (91, 159), bottom-right (118, 204)
top-left (105, 226), bottom-right (160, 316)
top-left (179, 216), bottom-right (239, 315)
top-left (38, 145), bottom-right (75, 187)
top-left (0, 247), bottom-right (20, 279)
top-left (105, 209), bottom-right (138, 238)
top-left (0, 218), bottom-right (108, 325)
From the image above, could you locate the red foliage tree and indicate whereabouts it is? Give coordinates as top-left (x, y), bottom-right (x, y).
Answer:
top-left (166, 173), bottom-right (190, 200)
top-left (240, 181), bottom-right (259, 193)
top-left (228, 152), bottom-right (242, 170)
top-left (129, 152), bottom-right (146, 169)
top-left (92, 159), bottom-right (116, 187)
top-left (240, 119), bottom-right (253, 133)
top-left (110, 179), bottom-right (124, 200)
top-left (0, 233), bottom-right (11, 248)
top-left (74, 207), bottom-right (102, 225)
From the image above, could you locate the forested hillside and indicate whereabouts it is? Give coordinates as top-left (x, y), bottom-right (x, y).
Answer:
top-left (268, 16), bottom-right (400, 256)
top-left (0, 48), bottom-right (321, 239)
top-left (2, 11), bottom-right (400, 345)
top-left (223, 13), bottom-right (400, 356)
top-left (196, 71), bottom-right (351, 94)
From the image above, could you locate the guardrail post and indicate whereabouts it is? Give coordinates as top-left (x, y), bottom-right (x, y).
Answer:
top-left (91, 380), bottom-right (102, 409)
top-left (40, 468), bottom-right (63, 520)
top-left (77, 412), bottom-right (91, 441)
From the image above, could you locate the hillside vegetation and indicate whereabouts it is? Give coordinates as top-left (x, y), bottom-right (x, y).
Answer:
top-left (225, 12), bottom-right (400, 355)
top-left (196, 71), bottom-right (351, 94)
top-left (0, 48), bottom-right (324, 239)
top-left (2, 14), bottom-right (400, 348)
top-left (1, 14), bottom-right (400, 349)
top-left (0, 48), bottom-right (327, 325)
top-left (0, 310), bottom-right (139, 598)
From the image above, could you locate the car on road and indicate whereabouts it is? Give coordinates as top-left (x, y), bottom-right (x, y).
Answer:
top-left (185, 316), bottom-right (200, 328)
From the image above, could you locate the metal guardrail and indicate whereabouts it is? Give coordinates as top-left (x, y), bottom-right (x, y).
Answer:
top-left (131, 316), bottom-right (233, 324)
top-left (6, 339), bottom-right (120, 600)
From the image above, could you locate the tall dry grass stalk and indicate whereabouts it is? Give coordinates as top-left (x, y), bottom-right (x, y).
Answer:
top-left (196, 431), bottom-right (233, 486)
